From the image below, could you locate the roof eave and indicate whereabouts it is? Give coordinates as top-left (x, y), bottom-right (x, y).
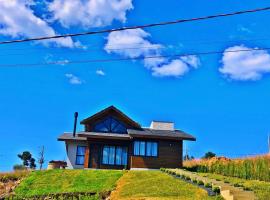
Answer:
top-left (129, 134), bottom-right (196, 141)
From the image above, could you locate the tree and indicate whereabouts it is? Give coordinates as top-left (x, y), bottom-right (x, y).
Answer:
top-left (18, 151), bottom-right (36, 169)
top-left (38, 146), bottom-right (45, 170)
top-left (184, 154), bottom-right (195, 161)
top-left (202, 151), bottom-right (216, 159)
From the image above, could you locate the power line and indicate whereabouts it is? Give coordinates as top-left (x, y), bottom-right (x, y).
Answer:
top-left (1, 46), bottom-right (269, 67)
top-left (0, 6), bottom-right (270, 45)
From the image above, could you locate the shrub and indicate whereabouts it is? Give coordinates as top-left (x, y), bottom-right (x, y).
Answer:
top-left (234, 183), bottom-right (244, 187)
top-left (185, 176), bottom-right (191, 181)
top-left (243, 186), bottom-right (252, 191)
top-left (204, 182), bottom-right (212, 188)
top-left (13, 164), bottom-right (26, 171)
top-left (192, 179), bottom-right (197, 184)
top-left (198, 180), bottom-right (204, 185)
top-left (180, 174), bottom-right (186, 179)
top-left (212, 186), bottom-right (220, 194)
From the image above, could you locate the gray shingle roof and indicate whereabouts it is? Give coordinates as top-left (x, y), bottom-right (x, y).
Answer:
top-left (127, 128), bottom-right (196, 141)
top-left (58, 133), bottom-right (87, 141)
top-left (77, 131), bottom-right (131, 140)
top-left (58, 128), bottom-right (195, 142)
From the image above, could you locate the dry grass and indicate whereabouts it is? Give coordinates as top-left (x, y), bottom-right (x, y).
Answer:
top-left (0, 170), bottom-right (30, 198)
top-left (184, 155), bottom-right (270, 181)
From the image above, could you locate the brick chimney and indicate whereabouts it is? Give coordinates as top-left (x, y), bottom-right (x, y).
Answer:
top-left (150, 121), bottom-right (174, 130)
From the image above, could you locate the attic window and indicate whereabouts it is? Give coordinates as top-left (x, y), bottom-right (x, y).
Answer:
top-left (93, 116), bottom-right (127, 133)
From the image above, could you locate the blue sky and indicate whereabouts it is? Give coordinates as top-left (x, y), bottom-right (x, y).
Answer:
top-left (1, 0), bottom-right (270, 171)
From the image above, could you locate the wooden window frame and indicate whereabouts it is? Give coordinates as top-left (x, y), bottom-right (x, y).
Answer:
top-left (101, 145), bottom-right (128, 166)
top-left (133, 140), bottom-right (159, 158)
top-left (75, 146), bottom-right (86, 165)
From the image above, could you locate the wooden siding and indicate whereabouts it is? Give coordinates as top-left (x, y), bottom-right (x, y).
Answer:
top-left (83, 145), bottom-right (90, 168)
top-left (84, 138), bottom-right (183, 169)
top-left (130, 140), bottom-right (183, 169)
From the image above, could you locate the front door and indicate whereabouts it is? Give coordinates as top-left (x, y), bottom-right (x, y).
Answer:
top-left (89, 144), bottom-right (100, 168)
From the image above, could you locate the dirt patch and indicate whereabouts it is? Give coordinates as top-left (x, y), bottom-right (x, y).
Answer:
top-left (109, 171), bottom-right (128, 200)
top-left (0, 179), bottom-right (21, 199)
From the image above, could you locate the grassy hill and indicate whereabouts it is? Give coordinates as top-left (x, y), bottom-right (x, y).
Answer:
top-left (14, 169), bottom-right (123, 199)
top-left (9, 169), bottom-right (223, 200)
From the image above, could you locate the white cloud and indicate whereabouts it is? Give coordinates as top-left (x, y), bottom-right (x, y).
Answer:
top-left (65, 73), bottom-right (82, 84)
top-left (152, 59), bottom-right (189, 77)
top-left (48, 0), bottom-right (133, 28)
top-left (96, 69), bottom-right (105, 76)
top-left (105, 29), bottom-right (162, 60)
top-left (0, 0), bottom-right (78, 48)
top-left (105, 29), bottom-right (200, 77)
top-left (219, 45), bottom-right (270, 81)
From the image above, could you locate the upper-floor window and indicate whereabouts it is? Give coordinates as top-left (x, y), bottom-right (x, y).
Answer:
top-left (93, 116), bottom-right (127, 133)
top-left (133, 141), bottom-right (158, 157)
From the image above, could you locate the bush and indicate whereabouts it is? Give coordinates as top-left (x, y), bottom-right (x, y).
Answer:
top-left (192, 179), bottom-right (197, 184)
top-left (204, 182), bottom-right (212, 188)
top-left (212, 186), bottom-right (220, 194)
top-left (234, 183), bottom-right (244, 187)
top-left (197, 180), bottom-right (204, 185)
top-left (185, 176), bottom-right (191, 181)
top-left (243, 186), bottom-right (252, 191)
top-left (13, 164), bottom-right (26, 171)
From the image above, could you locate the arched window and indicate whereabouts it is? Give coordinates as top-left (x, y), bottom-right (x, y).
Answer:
top-left (93, 116), bottom-right (127, 133)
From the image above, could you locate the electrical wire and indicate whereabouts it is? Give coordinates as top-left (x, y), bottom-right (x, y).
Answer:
top-left (0, 46), bottom-right (269, 67)
top-left (0, 6), bottom-right (270, 45)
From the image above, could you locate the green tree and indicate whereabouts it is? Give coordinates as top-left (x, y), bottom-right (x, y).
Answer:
top-left (18, 151), bottom-right (36, 169)
top-left (202, 151), bottom-right (216, 159)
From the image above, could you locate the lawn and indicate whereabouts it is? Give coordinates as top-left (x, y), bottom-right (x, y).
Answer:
top-left (198, 172), bottom-right (270, 200)
top-left (14, 169), bottom-right (123, 198)
top-left (110, 171), bottom-right (223, 200)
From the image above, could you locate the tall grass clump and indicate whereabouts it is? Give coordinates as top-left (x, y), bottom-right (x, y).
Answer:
top-left (184, 155), bottom-right (270, 182)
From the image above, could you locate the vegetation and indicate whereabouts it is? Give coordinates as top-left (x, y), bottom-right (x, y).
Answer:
top-left (202, 152), bottom-right (216, 159)
top-left (198, 172), bottom-right (270, 200)
top-left (161, 168), bottom-right (221, 196)
top-left (111, 170), bottom-right (222, 200)
top-left (13, 164), bottom-right (26, 171)
top-left (17, 151), bottom-right (36, 169)
top-left (0, 170), bottom-right (29, 183)
top-left (14, 169), bottom-right (123, 198)
top-left (184, 155), bottom-right (270, 181)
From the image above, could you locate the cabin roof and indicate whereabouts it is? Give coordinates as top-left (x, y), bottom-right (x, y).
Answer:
top-left (58, 128), bottom-right (195, 142)
top-left (80, 105), bottom-right (141, 129)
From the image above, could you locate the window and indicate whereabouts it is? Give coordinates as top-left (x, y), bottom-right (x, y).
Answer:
top-left (102, 145), bottom-right (128, 165)
top-left (94, 117), bottom-right (127, 133)
top-left (75, 146), bottom-right (86, 165)
top-left (133, 141), bottom-right (158, 157)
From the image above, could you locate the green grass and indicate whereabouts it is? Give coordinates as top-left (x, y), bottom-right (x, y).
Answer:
top-left (14, 169), bottom-right (123, 198)
top-left (198, 172), bottom-right (270, 200)
top-left (111, 171), bottom-right (223, 200)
